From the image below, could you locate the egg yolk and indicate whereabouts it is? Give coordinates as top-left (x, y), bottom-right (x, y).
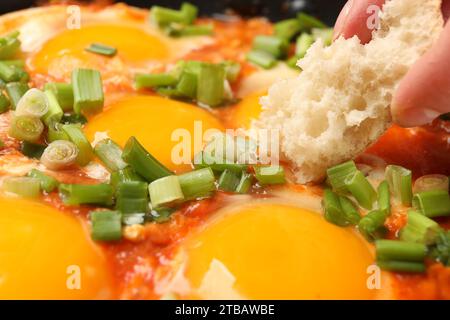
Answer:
top-left (228, 91), bottom-right (263, 129)
top-left (184, 203), bottom-right (375, 299)
top-left (0, 197), bottom-right (113, 299)
top-left (31, 24), bottom-right (169, 75)
top-left (84, 95), bottom-right (224, 173)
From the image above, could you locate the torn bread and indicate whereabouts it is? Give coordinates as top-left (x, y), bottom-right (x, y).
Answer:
top-left (253, 0), bottom-right (444, 183)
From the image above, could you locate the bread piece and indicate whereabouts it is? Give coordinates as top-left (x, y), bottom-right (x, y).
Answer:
top-left (253, 0), bottom-right (444, 183)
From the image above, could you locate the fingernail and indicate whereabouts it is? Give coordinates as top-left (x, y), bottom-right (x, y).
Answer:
top-left (393, 106), bottom-right (442, 127)
top-left (333, 0), bottom-right (354, 40)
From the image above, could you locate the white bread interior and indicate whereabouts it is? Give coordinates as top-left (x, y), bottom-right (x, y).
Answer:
top-left (253, 0), bottom-right (444, 183)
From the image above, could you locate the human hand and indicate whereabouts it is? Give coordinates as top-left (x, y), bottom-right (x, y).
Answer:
top-left (333, 0), bottom-right (450, 127)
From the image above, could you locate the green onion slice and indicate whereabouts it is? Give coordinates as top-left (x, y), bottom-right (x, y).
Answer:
top-left (43, 82), bottom-right (74, 112)
top-left (40, 140), bottom-right (79, 170)
top-left (9, 115), bottom-right (44, 143)
top-left (85, 43), bottom-right (117, 57)
top-left (116, 181), bottom-right (149, 214)
top-left (122, 136), bottom-right (173, 182)
top-left (178, 167), bottom-right (216, 200)
top-left (254, 165), bottom-right (286, 186)
top-left (217, 169), bottom-right (240, 192)
top-left (94, 138), bottom-right (128, 172)
top-left (148, 175), bottom-right (184, 208)
top-left (376, 239), bottom-right (427, 262)
top-left (6, 82), bottom-right (29, 110)
top-left (2, 176), bottom-right (41, 198)
top-left (322, 189), bottom-right (350, 227)
top-left (377, 180), bottom-right (391, 215)
top-left (413, 174), bottom-right (449, 194)
top-left (326, 160), bottom-right (358, 194)
top-left (274, 19), bottom-right (302, 41)
top-left (235, 172), bottom-right (253, 194)
top-left (90, 210), bottom-right (122, 242)
top-left (27, 169), bottom-right (59, 193)
top-left (344, 171), bottom-right (377, 210)
top-left (297, 12), bottom-right (327, 31)
top-left (0, 92), bottom-right (10, 113)
top-left (413, 190), bottom-right (450, 218)
top-left (358, 210), bottom-right (388, 242)
top-left (42, 90), bottom-right (63, 126)
top-left (246, 50), bottom-right (277, 69)
top-left (59, 183), bottom-right (114, 206)
top-left (295, 33), bottom-right (315, 58)
top-left (62, 124), bottom-right (93, 166)
top-left (20, 141), bottom-right (46, 159)
top-left (197, 63), bottom-right (226, 107)
top-left (15, 88), bottom-right (49, 118)
top-left (252, 35), bottom-right (289, 59)
top-left (134, 73), bottom-right (178, 90)
top-left (71, 68), bottom-right (104, 116)
top-left (400, 210), bottom-right (441, 245)
top-left (385, 165), bottom-right (413, 206)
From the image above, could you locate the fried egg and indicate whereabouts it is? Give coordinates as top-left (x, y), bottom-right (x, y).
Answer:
top-left (0, 196), bottom-right (113, 299)
top-left (84, 95), bottom-right (224, 173)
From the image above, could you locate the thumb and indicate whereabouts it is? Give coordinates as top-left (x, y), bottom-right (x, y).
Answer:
top-left (392, 20), bottom-right (450, 127)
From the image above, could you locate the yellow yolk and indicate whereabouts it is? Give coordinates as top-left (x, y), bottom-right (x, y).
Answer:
top-left (84, 95), bottom-right (224, 173)
top-left (0, 197), bottom-right (113, 299)
top-left (228, 91), bottom-right (263, 129)
top-left (31, 24), bottom-right (169, 74)
top-left (184, 203), bottom-right (375, 300)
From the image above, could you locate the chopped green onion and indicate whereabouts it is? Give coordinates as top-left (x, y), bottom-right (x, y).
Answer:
top-left (413, 174), bottom-right (449, 194)
top-left (235, 172), bottom-right (253, 194)
top-left (286, 56), bottom-right (299, 68)
top-left (6, 83), bottom-right (28, 111)
top-left (311, 28), bottom-right (333, 46)
top-left (122, 136), bottom-right (173, 182)
top-left (295, 33), bottom-right (314, 58)
top-left (61, 113), bottom-right (87, 125)
top-left (47, 123), bottom-right (69, 142)
top-left (385, 165), bottom-right (413, 206)
top-left (167, 24), bottom-right (213, 37)
top-left (345, 171), bottom-right (377, 210)
top-left (155, 87), bottom-right (184, 98)
top-left (252, 36), bottom-right (289, 59)
top-left (429, 230), bottom-right (450, 266)
top-left (44, 82), bottom-right (74, 112)
top-left (254, 165), bottom-right (286, 186)
top-left (20, 141), bottom-right (46, 159)
top-left (222, 61), bottom-right (241, 83)
top-left (62, 124), bottom-right (93, 166)
top-left (377, 180), bottom-right (391, 215)
top-left (322, 189), bottom-right (350, 227)
top-left (400, 210), bottom-right (441, 245)
top-left (297, 12), bottom-right (327, 31)
top-left (41, 140), bottom-right (79, 170)
top-left (339, 195), bottom-right (361, 225)
top-left (197, 63), bottom-right (225, 107)
top-left (110, 167), bottom-right (145, 191)
top-left (176, 71), bottom-right (197, 98)
top-left (94, 138), bottom-right (128, 172)
top-left (194, 151), bottom-right (248, 173)
top-left (218, 169), bottom-right (240, 192)
top-left (59, 183), bottom-right (113, 206)
top-left (151, 6), bottom-right (186, 26)
top-left (376, 260), bottom-right (425, 273)
top-left (15, 88), bottom-right (48, 118)
top-left (9, 115), bottom-right (44, 142)
top-left (326, 160), bottom-right (358, 194)
top-left (376, 239), bottom-right (427, 262)
top-left (27, 169), bottom-right (59, 193)
top-left (358, 210), bottom-right (388, 242)
top-left (90, 210), bottom-right (122, 241)
top-left (149, 207), bottom-right (175, 223)
top-left (413, 190), bottom-right (450, 218)
top-left (42, 90), bottom-right (63, 126)
top-left (122, 213), bottom-right (146, 225)
top-left (116, 181), bottom-right (149, 214)
top-left (2, 176), bottom-right (41, 198)
top-left (274, 19), bottom-right (302, 40)
top-left (0, 92), bottom-right (10, 113)
top-left (246, 50), bottom-right (277, 69)
top-left (178, 167), bottom-right (215, 200)
top-left (0, 31), bottom-right (21, 59)
top-left (149, 175), bottom-right (184, 208)
top-left (180, 2), bottom-right (198, 24)
top-left (134, 73), bottom-right (178, 90)
top-left (0, 61), bottom-right (22, 82)
top-left (2, 60), bottom-right (24, 68)
top-left (71, 68), bottom-right (104, 115)
top-left (85, 43), bottom-right (117, 57)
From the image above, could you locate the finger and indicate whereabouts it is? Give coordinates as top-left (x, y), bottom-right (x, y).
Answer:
top-left (333, 0), bottom-right (386, 44)
top-left (392, 20), bottom-right (450, 127)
